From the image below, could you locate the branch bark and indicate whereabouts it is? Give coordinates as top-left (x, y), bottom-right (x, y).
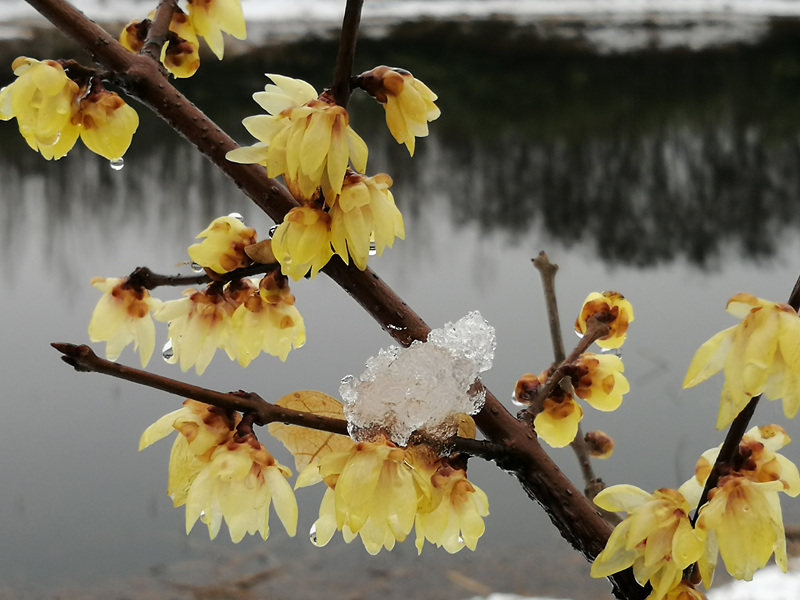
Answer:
top-left (28, 1), bottom-right (646, 597)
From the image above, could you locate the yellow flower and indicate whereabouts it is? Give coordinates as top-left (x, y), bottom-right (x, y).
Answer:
top-left (120, 12), bottom-right (200, 78)
top-left (590, 485), bottom-right (705, 600)
top-left (231, 274), bottom-right (306, 364)
top-left (88, 276), bottom-right (162, 367)
top-left (226, 74), bottom-right (368, 200)
top-left (575, 291), bottom-right (634, 349)
top-left (299, 438), bottom-right (422, 555)
top-left (533, 389), bottom-right (583, 448)
top-left (329, 172), bottom-right (405, 270)
top-left (185, 433), bottom-right (297, 542)
top-left (270, 206), bottom-right (333, 281)
top-left (153, 285), bottom-right (244, 374)
top-left (139, 399), bottom-right (239, 506)
top-left (663, 582), bottom-right (706, 600)
top-left (188, 215), bottom-right (256, 274)
top-left (683, 293), bottom-right (800, 429)
top-left (696, 476), bottom-right (788, 583)
top-left (678, 425), bottom-right (800, 585)
top-left (79, 87), bottom-right (139, 160)
top-left (357, 66), bottom-right (440, 156)
top-left (0, 57), bottom-right (81, 160)
top-left (572, 353), bottom-right (629, 411)
top-left (414, 461), bottom-right (489, 554)
top-left (186, 0), bottom-right (246, 60)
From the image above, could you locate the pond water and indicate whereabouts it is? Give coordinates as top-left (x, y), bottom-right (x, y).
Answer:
top-left (1, 16), bottom-right (800, 600)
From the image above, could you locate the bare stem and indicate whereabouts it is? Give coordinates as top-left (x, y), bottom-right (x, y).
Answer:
top-left (532, 252), bottom-right (606, 500)
top-left (331, 0), bottom-right (363, 108)
top-left (141, 0), bottom-right (177, 64)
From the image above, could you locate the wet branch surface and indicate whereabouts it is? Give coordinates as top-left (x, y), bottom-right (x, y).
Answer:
top-left (29, 0), bottom-right (647, 597)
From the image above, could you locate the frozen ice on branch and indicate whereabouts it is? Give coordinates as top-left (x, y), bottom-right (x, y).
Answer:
top-left (340, 311), bottom-right (495, 445)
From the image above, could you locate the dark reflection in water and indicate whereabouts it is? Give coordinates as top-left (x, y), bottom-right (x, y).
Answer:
top-left (4, 19), bottom-right (800, 268)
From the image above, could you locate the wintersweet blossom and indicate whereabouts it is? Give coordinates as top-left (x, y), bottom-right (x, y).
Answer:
top-left (185, 433), bottom-right (298, 542)
top-left (186, 0), bottom-right (246, 60)
top-left (663, 582), bottom-right (706, 600)
top-left (120, 11), bottom-right (200, 78)
top-left (356, 66), bottom-right (440, 156)
top-left (270, 206), bottom-right (334, 280)
top-left (188, 215), bottom-right (256, 274)
top-left (590, 485), bottom-right (705, 600)
top-left (78, 87), bottom-right (139, 160)
top-left (575, 291), bottom-right (634, 349)
top-left (572, 353), bottom-right (630, 412)
top-left (88, 277), bottom-right (162, 367)
top-left (329, 172), bottom-right (405, 270)
top-left (0, 57), bottom-right (80, 159)
top-left (683, 293), bottom-right (800, 429)
top-left (153, 285), bottom-right (244, 374)
top-left (679, 425), bottom-right (800, 584)
top-left (298, 438), bottom-right (424, 555)
top-left (226, 74), bottom-right (368, 199)
top-left (231, 274), bottom-right (306, 364)
top-left (413, 459), bottom-right (489, 554)
top-left (533, 389), bottom-right (583, 448)
top-left (139, 399), bottom-right (239, 505)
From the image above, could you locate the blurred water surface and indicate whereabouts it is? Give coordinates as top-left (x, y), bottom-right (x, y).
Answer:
top-left (1, 18), bottom-right (800, 600)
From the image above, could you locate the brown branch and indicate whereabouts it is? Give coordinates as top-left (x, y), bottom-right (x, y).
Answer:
top-left (526, 314), bottom-right (612, 416)
top-left (30, 2), bottom-right (646, 597)
top-left (50, 342), bottom-right (508, 461)
top-left (532, 251), bottom-right (606, 501)
top-left (141, 0), bottom-right (177, 63)
top-left (126, 263), bottom-right (276, 291)
top-left (331, 0), bottom-right (363, 108)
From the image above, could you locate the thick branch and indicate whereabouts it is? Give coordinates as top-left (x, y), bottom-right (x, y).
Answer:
top-left (31, 1), bottom-right (645, 596)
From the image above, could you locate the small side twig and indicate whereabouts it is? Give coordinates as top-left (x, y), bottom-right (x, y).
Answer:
top-left (331, 0), bottom-right (363, 108)
top-left (141, 0), bottom-right (177, 63)
top-left (50, 343), bottom-right (503, 459)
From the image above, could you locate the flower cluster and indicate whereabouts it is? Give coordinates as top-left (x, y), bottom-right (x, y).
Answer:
top-left (88, 216), bottom-right (304, 371)
top-left (515, 293), bottom-right (632, 449)
top-left (0, 57), bottom-right (139, 160)
top-left (296, 437), bottom-right (488, 555)
top-left (590, 485), bottom-right (705, 600)
top-left (139, 400), bottom-right (297, 542)
top-left (227, 70), bottom-right (437, 278)
top-left (683, 292), bottom-right (800, 429)
top-left (680, 425), bottom-right (800, 584)
top-left (120, 0), bottom-right (245, 77)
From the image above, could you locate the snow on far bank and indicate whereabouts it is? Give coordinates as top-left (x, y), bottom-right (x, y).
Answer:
top-left (464, 563), bottom-right (800, 600)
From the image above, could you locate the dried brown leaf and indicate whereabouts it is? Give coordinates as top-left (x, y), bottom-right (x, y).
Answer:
top-left (268, 390), bottom-right (354, 472)
top-left (244, 239), bottom-right (277, 264)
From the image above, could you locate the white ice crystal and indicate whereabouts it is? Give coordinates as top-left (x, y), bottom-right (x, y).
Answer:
top-left (340, 311), bottom-right (496, 445)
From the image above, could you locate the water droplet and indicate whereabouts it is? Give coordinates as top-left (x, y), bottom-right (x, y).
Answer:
top-left (162, 339), bottom-right (174, 361)
top-left (228, 212), bottom-right (244, 222)
top-left (575, 330), bottom-right (585, 339)
top-left (191, 262), bottom-right (205, 274)
top-left (510, 390), bottom-right (528, 408)
top-left (309, 524), bottom-right (318, 545)
top-left (369, 241), bottom-right (377, 256)
top-left (268, 225), bottom-right (277, 238)
top-left (109, 158), bottom-right (124, 171)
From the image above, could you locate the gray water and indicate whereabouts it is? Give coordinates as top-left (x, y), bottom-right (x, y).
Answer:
top-left (1, 20), bottom-right (800, 599)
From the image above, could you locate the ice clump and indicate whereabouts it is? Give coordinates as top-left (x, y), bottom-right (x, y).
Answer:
top-left (340, 311), bottom-right (496, 445)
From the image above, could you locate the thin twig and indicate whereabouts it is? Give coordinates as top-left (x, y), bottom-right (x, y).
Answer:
top-left (50, 342), bottom-right (507, 461)
top-left (127, 263), bottom-right (276, 291)
top-left (141, 0), bottom-right (177, 64)
top-left (331, 0), bottom-right (363, 108)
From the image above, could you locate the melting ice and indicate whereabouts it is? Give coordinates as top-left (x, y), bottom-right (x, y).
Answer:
top-left (340, 311), bottom-right (496, 445)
